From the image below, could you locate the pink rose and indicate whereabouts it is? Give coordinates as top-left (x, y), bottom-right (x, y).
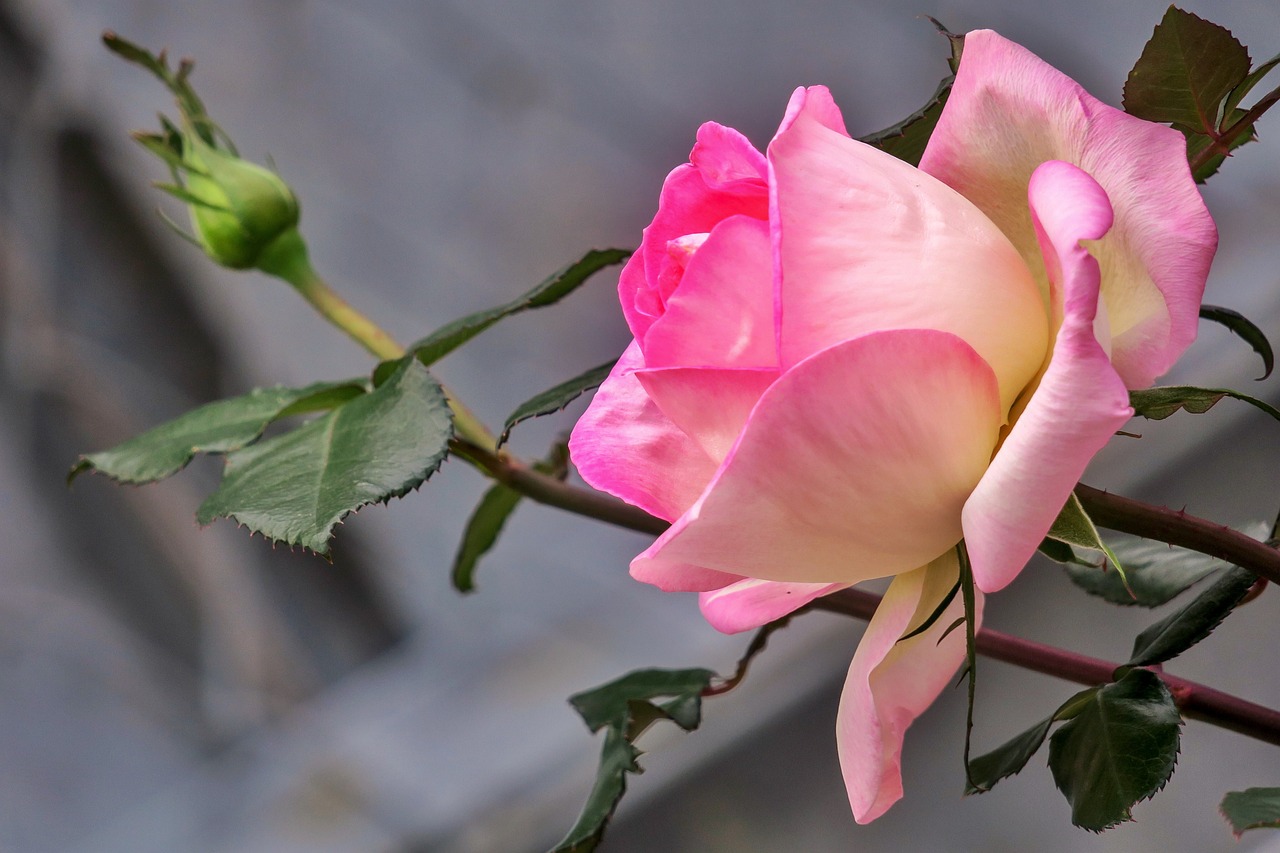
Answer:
top-left (569, 30), bottom-right (1215, 822)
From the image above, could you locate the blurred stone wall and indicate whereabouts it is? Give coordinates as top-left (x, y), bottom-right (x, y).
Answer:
top-left (0, 1), bottom-right (1278, 851)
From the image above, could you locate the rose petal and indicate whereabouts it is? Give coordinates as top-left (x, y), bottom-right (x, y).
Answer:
top-left (837, 550), bottom-right (982, 823)
top-left (699, 579), bottom-right (849, 634)
top-left (768, 85), bottom-right (1048, 416)
top-left (568, 341), bottom-right (719, 523)
top-left (630, 329), bottom-right (1002, 587)
top-left (642, 215), bottom-right (779, 370)
top-left (920, 30), bottom-right (1216, 388)
top-left (621, 124), bottom-right (770, 341)
top-left (636, 366), bottom-right (779, 464)
top-left (962, 161), bottom-right (1134, 594)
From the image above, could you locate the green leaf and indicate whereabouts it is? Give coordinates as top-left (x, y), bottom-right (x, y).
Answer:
top-left (408, 249), bottom-right (630, 367)
top-left (859, 79), bottom-right (951, 167)
top-left (1048, 669), bottom-right (1182, 831)
top-left (1063, 538), bottom-right (1221, 607)
top-left (1221, 787), bottom-right (1280, 836)
top-left (1122, 8), bottom-right (1250, 132)
top-left (450, 442), bottom-right (569, 593)
top-left (965, 717), bottom-right (1053, 796)
top-left (1129, 385), bottom-right (1280, 423)
top-left (859, 25), bottom-right (962, 166)
top-left (1047, 492), bottom-right (1130, 593)
top-left (1199, 304), bottom-right (1274, 379)
top-left (196, 357), bottom-right (452, 554)
top-left (450, 484), bottom-right (522, 593)
top-left (500, 359), bottom-right (616, 446)
top-left (1127, 565), bottom-right (1257, 666)
top-left (555, 667), bottom-right (714, 853)
top-left (69, 379), bottom-right (367, 485)
top-left (569, 668), bottom-right (715, 734)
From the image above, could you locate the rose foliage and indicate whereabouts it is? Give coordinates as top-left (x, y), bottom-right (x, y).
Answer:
top-left (568, 30), bottom-right (1216, 822)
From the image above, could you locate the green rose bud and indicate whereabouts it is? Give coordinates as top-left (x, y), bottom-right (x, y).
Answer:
top-left (179, 134), bottom-right (301, 270)
top-left (105, 31), bottom-right (309, 278)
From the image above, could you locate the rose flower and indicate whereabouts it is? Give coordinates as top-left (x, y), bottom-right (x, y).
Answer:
top-left (569, 30), bottom-right (1215, 822)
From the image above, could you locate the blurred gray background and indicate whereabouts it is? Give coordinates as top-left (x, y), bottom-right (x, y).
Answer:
top-left (1, 1), bottom-right (1279, 851)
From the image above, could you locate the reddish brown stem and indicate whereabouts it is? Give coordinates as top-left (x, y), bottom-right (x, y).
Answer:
top-left (813, 587), bottom-right (1280, 747)
top-left (451, 440), bottom-right (1280, 747)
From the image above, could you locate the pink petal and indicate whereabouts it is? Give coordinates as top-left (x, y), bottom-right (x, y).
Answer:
top-left (568, 341), bottom-right (719, 523)
top-left (635, 366), bottom-right (778, 464)
top-left (699, 579), bottom-right (848, 634)
top-left (768, 85), bottom-right (1048, 415)
top-left (962, 161), bottom-right (1134, 594)
top-left (621, 124), bottom-right (770, 342)
top-left (630, 329), bottom-right (1002, 587)
top-left (920, 30), bottom-right (1216, 388)
top-left (837, 551), bottom-right (982, 823)
top-left (641, 215), bottom-right (779, 370)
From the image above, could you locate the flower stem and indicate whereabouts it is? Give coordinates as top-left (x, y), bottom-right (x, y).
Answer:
top-left (812, 587), bottom-right (1280, 747)
top-left (1188, 81), bottom-right (1280, 176)
top-left (456, 455), bottom-right (1280, 747)
top-left (259, 237), bottom-right (497, 449)
top-left (1075, 483), bottom-right (1280, 586)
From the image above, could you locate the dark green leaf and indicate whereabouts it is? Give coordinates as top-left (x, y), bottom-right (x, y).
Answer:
top-left (555, 667), bottom-right (714, 853)
top-left (1048, 669), bottom-right (1182, 831)
top-left (450, 484), bottom-right (522, 593)
top-left (965, 717), bottom-right (1053, 795)
top-left (1199, 304), bottom-right (1274, 379)
top-left (69, 380), bottom-right (367, 485)
top-left (1122, 8), bottom-right (1250, 132)
top-left (196, 357), bottom-right (452, 554)
top-left (569, 668), bottom-right (715, 734)
top-left (500, 360), bottom-right (616, 446)
top-left (553, 728), bottom-right (639, 853)
top-left (1129, 385), bottom-right (1280, 423)
top-left (1063, 541), bottom-right (1220, 607)
top-left (1128, 565), bottom-right (1257, 666)
top-left (859, 26), bottom-right (962, 166)
top-left (1221, 787), bottom-right (1280, 836)
top-left (859, 80), bottom-right (951, 167)
top-left (408, 249), bottom-right (630, 366)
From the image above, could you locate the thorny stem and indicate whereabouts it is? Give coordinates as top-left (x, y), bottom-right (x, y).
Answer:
top-left (1187, 81), bottom-right (1280, 176)
top-left (452, 439), bottom-right (1280, 747)
top-left (276, 262), bottom-right (1280, 749)
top-left (813, 587), bottom-right (1280, 748)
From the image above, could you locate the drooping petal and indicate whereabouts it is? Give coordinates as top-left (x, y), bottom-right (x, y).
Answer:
top-left (837, 550), bottom-right (982, 823)
top-left (630, 329), bottom-right (1002, 587)
top-left (700, 578), bottom-right (848, 634)
top-left (920, 30), bottom-right (1216, 388)
top-left (963, 161), bottom-right (1134, 594)
top-left (621, 124), bottom-right (770, 341)
top-left (768, 85), bottom-right (1047, 415)
top-left (641, 215), bottom-right (779, 370)
top-left (568, 341), bottom-right (719, 523)
top-left (635, 366), bottom-right (779, 465)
